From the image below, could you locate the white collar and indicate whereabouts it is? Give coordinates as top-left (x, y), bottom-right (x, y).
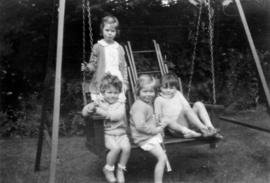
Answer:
top-left (98, 39), bottom-right (119, 48)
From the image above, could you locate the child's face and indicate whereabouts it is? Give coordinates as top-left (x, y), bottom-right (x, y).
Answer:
top-left (102, 86), bottom-right (120, 104)
top-left (160, 86), bottom-right (177, 99)
top-left (102, 23), bottom-right (116, 43)
top-left (139, 85), bottom-right (155, 104)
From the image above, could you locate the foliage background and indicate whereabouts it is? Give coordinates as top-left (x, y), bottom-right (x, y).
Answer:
top-left (0, 0), bottom-right (269, 137)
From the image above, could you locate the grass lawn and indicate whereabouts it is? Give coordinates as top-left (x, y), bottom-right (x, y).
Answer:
top-left (1, 108), bottom-right (270, 183)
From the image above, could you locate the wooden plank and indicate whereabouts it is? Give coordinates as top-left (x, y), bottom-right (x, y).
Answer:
top-left (132, 50), bottom-right (156, 53)
top-left (153, 40), bottom-right (165, 75)
top-left (157, 43), bottom-right (167, 74)
top-left (87, 115), bottom-right (220, 158)
top-left (137, 70), bottom-right (161, 75)
top-left (178, 77), bottom-right (183, 93)
top-left (49, 0), bottom-right (66, 182)
top-left (124, 45), bottom-right (136, 85)
top-left (164, 63), bottom-right (169, 74)
top-left (127, 41), bottom-right (138, 80)
top-left (128, 67), bottom-right (136, 100)
top-left (157, 43), bottom-right (167, 75)
top-left (204, 104), bottom-right (224, 109)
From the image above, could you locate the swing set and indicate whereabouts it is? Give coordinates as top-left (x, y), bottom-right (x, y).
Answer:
top-left (84, 0), bottom-right (222, 164)
top-left (33, 0), bottom-right (270, 183)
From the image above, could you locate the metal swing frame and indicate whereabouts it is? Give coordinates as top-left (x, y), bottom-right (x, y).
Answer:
top-left (44, 0), bottom-right (270, 182)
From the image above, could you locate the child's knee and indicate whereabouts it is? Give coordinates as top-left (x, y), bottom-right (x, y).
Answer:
top-left (109, 145), bottom-right (121, 153)
top-left (158, 153), bottom-right (167, 163)
top-left (121, 143), bottom-right (131, 153)
top-left (193, 101), bottom-right (204, 109)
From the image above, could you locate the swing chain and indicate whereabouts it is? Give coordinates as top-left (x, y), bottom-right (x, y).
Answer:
top-left (82, 0), bottom-right (86, 63)
top-left (207, 0), bottom-right (216, 104)
top-left (187, 3), bottom-right (202, 101)
top-left (86, 0), bottom-right (93, 50)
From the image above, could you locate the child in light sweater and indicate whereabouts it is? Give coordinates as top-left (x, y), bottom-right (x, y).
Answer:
top-left (154, 73), bottom-right (223, 139)
top-left (82, 73), bottom-right (130, 183)
top-left (130, 74), bottom-right (169, 183)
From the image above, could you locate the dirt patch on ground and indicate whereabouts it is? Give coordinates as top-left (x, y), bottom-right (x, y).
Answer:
top-left (1, 107), bottom-right (270, 183)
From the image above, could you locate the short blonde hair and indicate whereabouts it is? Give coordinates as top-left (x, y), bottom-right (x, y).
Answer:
top-left (136, 74), bottom-right (157, 96)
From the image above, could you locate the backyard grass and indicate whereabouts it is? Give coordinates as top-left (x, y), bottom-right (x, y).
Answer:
top-left (1, 107), bottom-right (270, 183)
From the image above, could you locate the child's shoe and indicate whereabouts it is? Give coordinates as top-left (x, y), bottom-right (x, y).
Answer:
top-left (207, 127), bottom-right (220, 134)
top-left (116, 164), bottom-right (126, 183)
top-left (183, 129), bottom-right (202, 138)
top-left (200, 127), bottom-right (213, 137)
top-left (103, 165), bottom-right (116, 183)
top-left (213, 133), bottom-right (224, 140)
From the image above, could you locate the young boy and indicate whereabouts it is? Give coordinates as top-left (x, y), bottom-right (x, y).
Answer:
top-left (154, 73), bottom-right (223, 139)
top-left (82, 73), bottom-right (131, 183)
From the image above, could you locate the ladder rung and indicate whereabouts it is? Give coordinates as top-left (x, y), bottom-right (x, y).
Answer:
top-left (137, 70), bottom-right (161, 74)
top-left (132, 50), bottom-right (155, 54)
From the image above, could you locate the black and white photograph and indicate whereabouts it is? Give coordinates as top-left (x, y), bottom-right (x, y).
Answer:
top-left (1, 0), bottom-right (270, 182)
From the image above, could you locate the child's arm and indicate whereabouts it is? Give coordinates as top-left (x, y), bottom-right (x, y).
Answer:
top-left (82, 102), bottom-right (96, 117)
top-left (132, 106), bottom-right (164, 135)
top-left (154, 97), bottom-right (163, 117)
top-left (96, 103), bottom-right (125, 121)
top-left (178, 91), bottom-right (191, 109)
top-left (86, 44), bottom-right (99, 72)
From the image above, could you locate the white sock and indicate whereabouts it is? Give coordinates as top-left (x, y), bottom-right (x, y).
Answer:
top-left (118, 164), bottom-right (126, 171)
top-left (104, 164), bottom-right (115, 171)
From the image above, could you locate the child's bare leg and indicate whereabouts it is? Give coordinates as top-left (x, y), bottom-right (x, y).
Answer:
top-left (168, 122), bottom-right (201, 138)
top-left (183, 108), bottom-right (207, 131)
top-left (104, 137), bottom-right (121, 183)
top-left (117, 136), bottom-right (131, 183)
top-left (106, 145), bottom-right (121, 167)
top-left (149, 144), bottom-right (167, 183)
top-left (193, 102), bottom-right (223, 139)
top-left (118, 136), bottom-right (131, 168)
top-left (192, 102), bottom-right (214, 128)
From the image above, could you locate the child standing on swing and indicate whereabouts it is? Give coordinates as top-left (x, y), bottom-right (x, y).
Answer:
top-left (154, 73), bottom-right (223, 139)
top-left (82, 74), bottom-right (131, 183)
top-left (129, 74), bottom-right (169, 183)
top-left (82, 15), bottom-right (128, 103)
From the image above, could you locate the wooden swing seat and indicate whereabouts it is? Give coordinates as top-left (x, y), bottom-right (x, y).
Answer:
top-left (83, 40), bottom-right (223, 158)
top-left (85, 114), bottom-right (221, 158)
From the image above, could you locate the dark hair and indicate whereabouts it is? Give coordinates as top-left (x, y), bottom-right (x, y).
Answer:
top-left (161, 73), bottom-right (179, 89)
top-left (100, 15), bottom-right (120, 37)
top-left (136, 74), bottom-right (157, 96)
top-left (99, 73), bottom-right (122, 93)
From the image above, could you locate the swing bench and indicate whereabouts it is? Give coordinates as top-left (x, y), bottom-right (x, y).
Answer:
top-left (83, 40), bottom-right (222, 159)
top-left (81, 0), bottom-right (223, 160)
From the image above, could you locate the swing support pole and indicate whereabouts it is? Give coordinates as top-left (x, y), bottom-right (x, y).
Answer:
top-left (235, 0), bottom-right (270, 111)
top-left (48, 0), bottom-right (66, 182)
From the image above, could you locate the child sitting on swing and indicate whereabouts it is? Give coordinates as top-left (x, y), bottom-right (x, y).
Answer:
top-left (154, 73), bottom-right (223, 139)
top-left (82, 74), bottom-right (131, 183)
top-left (129, 74), bottom-right (169, 183)
top-left (82, 15), bottom-right (128, 103)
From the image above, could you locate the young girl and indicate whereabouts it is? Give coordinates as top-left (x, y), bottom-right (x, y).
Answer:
top-left (82, 74), bottom-right (131, 183)
top-left (83, 15), bottom-right (128, 102)
top-left (129, 74), bottom-right (169, 183)
top-left (154, 73), bottom-right (223, 139)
